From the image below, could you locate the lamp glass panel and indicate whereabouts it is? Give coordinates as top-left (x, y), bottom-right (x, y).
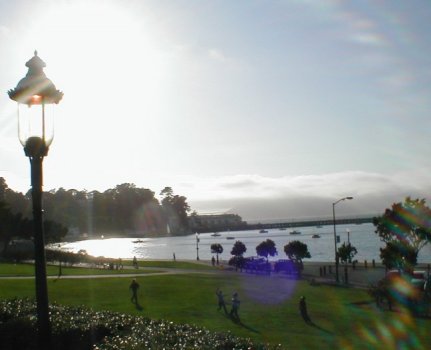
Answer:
top-left (18, 100), bottom-right (54, 147)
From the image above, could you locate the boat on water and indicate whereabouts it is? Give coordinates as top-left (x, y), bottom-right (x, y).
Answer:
top-left (259, 229), bottom-right (268, 233)
top-left (279, 228), bottom-right (286, 231)
top-left (211, 232), bottom-right (221, 237)
top-left (289, 230), bottom-right (301, 235)
top-left (132, 239), bottom-right (144, 243)
top-left (226, 237), bottom-right (235, 240)
top-left (312, 234), bottom-right (321, 238)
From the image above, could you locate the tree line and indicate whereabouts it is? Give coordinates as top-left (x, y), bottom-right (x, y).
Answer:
top-left (0, 178), bottom-right (191, 255)
top-left (211, 239), bottom-right (312, 276)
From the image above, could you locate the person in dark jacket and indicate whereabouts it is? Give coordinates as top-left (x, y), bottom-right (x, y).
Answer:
top-left (216, 288), bottom-right (228, 314)
top-left (130, 278), bottom-right (140, 304)
top-left (230, 292), bottom-right (241, 321)
top-left (299, 296), bottom-right (311, 324)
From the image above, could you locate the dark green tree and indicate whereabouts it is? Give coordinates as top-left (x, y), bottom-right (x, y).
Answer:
top-left (160, 187), bottom-right (190, 234)
top-left (230, 240), bottom-right (247, 257)
top-left (284, 240), bottom-right (311, 271)
top-left (0, 177), bottom-right (29, 217)
top-left (229, 240), bottom-right (247, 271)
top-left (210, 243), bottom-right (223, 265)
top-left (373, 197), bottom-right (431, 273)
top-left (337, 242), bottom-right (358, 264)
top-left (379, 241), bottom-right (417, 271)
top-left (43, 220), bottom-right (69, 244)
top-left (0, 204), bottom-right (32, 255)
top-left (256, 239), bottom-right (277, 262)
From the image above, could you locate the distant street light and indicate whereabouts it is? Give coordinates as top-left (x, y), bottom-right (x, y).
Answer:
top-left (196, 232), bottom-right (200, 260)
top-left (332, 196), bottom-right (353, 283)
top-left (346, 228), bottom-right (352, 263)
top-left (8, 51), bottom-right (63, 349)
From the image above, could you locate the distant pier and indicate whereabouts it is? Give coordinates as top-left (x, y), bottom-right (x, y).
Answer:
top-left (249, 216), bottom-right (373, 230)
top-left (195, 216), bottom-right (374, 233)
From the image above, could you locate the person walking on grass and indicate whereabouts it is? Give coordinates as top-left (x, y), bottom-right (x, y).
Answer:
top-left (216, 288), bottom-right (228, 314)
top-left (133, 256), bottom-right (138, 269)
top-left (130, 278), bottom-right (140, 304)
top-left (299, 296), bottom-right (311, 324)
top-left (230, 292), bottom-right (240, 321)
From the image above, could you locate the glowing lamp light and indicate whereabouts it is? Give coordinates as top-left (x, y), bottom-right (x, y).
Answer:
top-left (8, 50), bottom-right (63, 157)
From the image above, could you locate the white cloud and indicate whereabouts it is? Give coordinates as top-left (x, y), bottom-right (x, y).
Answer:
top-left (208, 48), bottom-right (227, 62)
top-left (177, 170), bottom-right (430, 201)
top-left (0, 25), bottom-right (9, 37)
top-left (351, 33), bottom-right (387, 47)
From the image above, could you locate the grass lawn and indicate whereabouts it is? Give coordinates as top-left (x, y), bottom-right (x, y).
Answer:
top-left (1, 270), bottom-right (430, 349)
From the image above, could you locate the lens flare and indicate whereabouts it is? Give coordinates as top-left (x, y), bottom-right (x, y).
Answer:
top-left (351, 308), bottom-right (428, 349)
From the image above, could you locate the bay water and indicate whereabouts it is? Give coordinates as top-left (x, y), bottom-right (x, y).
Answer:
top-left (59, 223), bottom-right (431, 263)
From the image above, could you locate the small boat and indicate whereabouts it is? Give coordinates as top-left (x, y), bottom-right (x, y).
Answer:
top-left (289, 230), bottom-right (301, 235)
top-left (211, 232), bottom-right (221, 237)
top-left (259, 229), bottom-right (268, 233)
top-left (226, 237), bottom-right (235, 240)
top-left (312, 234), bottom-right (321, 238)
top-left (279, 228), bottom-right (286, 231)
top-left (132, 239), bottom-right (144, 243)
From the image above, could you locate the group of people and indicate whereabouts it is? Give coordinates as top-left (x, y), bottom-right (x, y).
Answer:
top-left (128, 258), bottom-right (311, 325)
top-left (132, 280), bottom-right (311, 325)
top-left (216, 288), bottom-right (241, 321)
top-left (216, 288), bottom-right (311, 324)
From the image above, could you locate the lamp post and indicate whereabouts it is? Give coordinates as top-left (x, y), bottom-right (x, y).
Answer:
top-left (196, 232), bottom-right (200, 260)
top-left (8, 51), bottom-right (63, 349)
top-left (332, 196), bottom-right (353, 283)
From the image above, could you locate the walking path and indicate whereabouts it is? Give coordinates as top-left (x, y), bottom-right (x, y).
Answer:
top-left (302, 262), bottom-right (386, 288)
top-left (2, 259), bottom-right (415, 289)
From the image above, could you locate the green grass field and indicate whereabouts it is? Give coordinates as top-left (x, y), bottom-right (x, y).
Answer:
top-left (1, 262), bottom-right (430, 349)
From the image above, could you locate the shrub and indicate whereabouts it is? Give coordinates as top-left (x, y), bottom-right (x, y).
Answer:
top-left (0, 298), bottom-right (282, 350)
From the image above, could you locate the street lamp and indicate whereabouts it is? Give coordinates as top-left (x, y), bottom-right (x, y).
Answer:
top-left (332, 196), bottom-right (353, 283)
top-left (8, 51), bottom-right (63, 349)
top-left (196, 232), bottom-right (200, 260)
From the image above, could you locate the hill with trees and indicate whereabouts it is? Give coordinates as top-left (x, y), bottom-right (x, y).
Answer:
top-left (0, 178), bottom-right (191, 243)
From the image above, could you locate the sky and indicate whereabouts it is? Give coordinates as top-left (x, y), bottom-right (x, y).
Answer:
top-left (1, 0), bottom-right (431, 222)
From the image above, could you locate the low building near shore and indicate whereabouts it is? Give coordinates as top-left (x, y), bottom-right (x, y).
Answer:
top-left (189, 212), bottom-right (246, 232)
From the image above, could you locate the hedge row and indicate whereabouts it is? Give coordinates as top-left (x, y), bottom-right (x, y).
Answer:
top-left (0, 298), bottom-right (283, 350)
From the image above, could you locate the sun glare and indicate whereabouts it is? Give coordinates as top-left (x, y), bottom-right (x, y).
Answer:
top-left (16, 0), bottom-right (170, 168)
top-left (20, 0), bottom-right (165, 115)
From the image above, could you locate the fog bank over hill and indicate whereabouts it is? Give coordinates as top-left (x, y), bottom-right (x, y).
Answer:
top-left (190, 193), bottom-right (424, 223)
top-left (186, 171), bottom-right (431, 222)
